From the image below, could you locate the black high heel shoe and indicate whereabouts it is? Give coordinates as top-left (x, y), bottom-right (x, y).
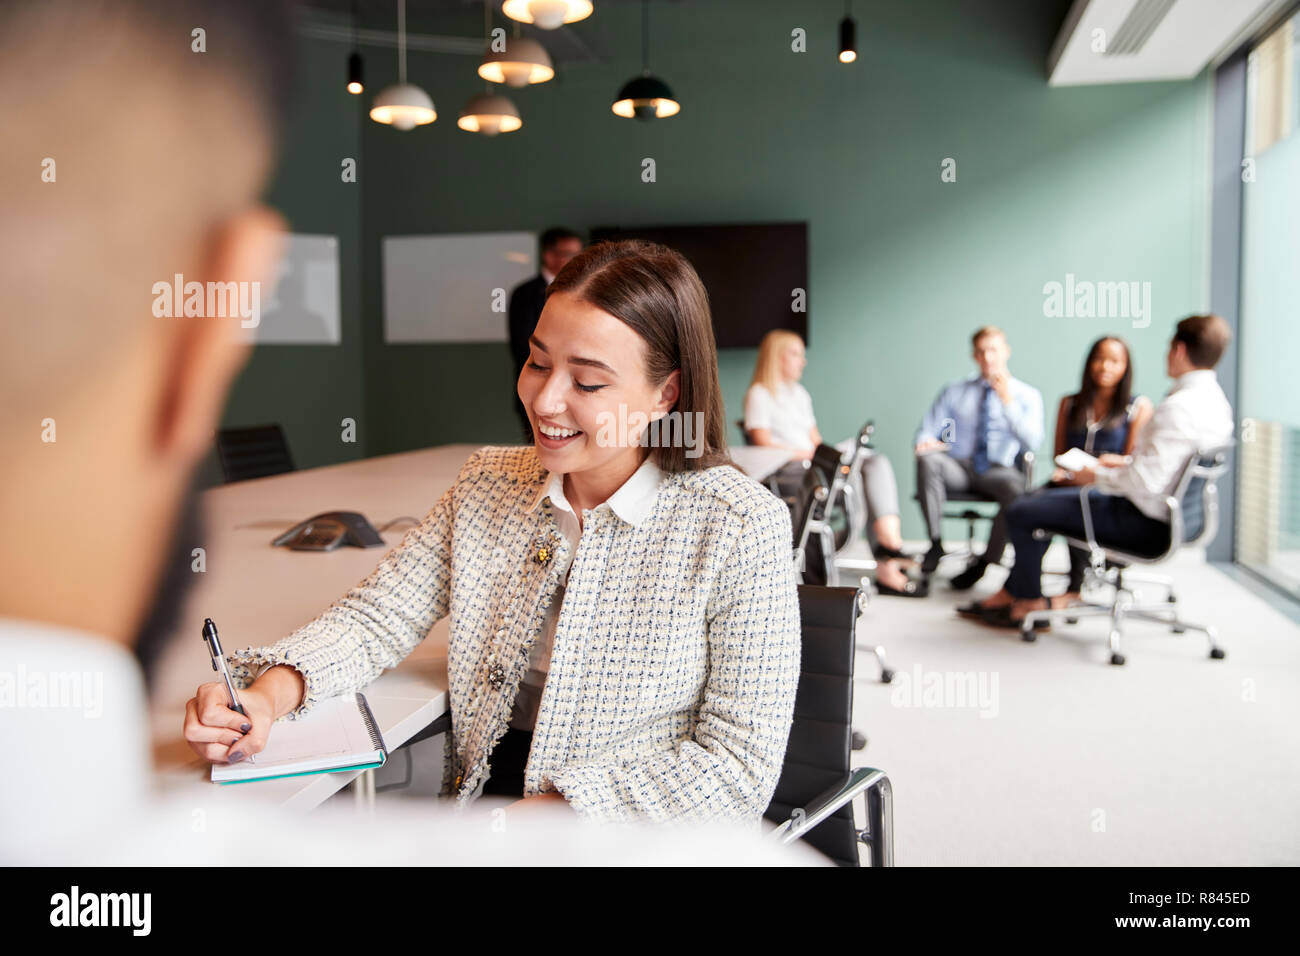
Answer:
top-left (873, 543), bottom-right (911, 561)
top-left (874, 576), bottom-right (930, 598)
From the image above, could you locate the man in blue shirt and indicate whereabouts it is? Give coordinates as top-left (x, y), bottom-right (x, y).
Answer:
top-left (914, 326), bottom-right (1044, 585)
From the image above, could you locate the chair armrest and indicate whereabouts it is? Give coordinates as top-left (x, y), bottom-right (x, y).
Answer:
top-left (1019, 450), bottom-right (1036, 489)
top-left (771, 766), bottom-right (894, 865)
top-left (1164, 494), bottom-right (1184, 549)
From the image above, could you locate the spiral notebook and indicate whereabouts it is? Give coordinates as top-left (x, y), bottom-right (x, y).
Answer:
top-left (211, 692), bottom-right (387, 784)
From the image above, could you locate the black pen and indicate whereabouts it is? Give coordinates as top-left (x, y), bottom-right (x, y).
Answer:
top-left (201, 618), bottom-right (255, 764)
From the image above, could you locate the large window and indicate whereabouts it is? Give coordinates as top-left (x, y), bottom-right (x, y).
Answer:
top-left (1237, 10), bottom-right (1300, 599)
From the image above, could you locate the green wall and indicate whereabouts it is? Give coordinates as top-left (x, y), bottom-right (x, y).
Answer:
top-left (198, 9), bottom-right (366, 487)
top-left (222, 0), bottom-right (1215, 538)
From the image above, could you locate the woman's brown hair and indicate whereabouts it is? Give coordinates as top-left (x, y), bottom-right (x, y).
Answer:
top-left (546, 239), bottom-right (736, 473)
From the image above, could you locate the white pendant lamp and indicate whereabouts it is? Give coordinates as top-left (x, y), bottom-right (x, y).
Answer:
top-left (501, 0), bottom-right (593, 31)
top-left (370, 0), bottom-right (436, 130)
top-left (458, 92), bottom-right (523, 135)
top-left (478, 36), bottom-right (554, 87)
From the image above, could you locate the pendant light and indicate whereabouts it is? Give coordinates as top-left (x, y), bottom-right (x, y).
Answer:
top-left (460, 3), bottom-right (523, 134)
top-left (478, 35), bottom-right (554, 87)
top-left (458, 92), bottom-right (523, 135)
top-left (501, 0), bottom-right (593, 31)
top-left (370, 0), bottom-right (436, 130)
top-left (839, 0), bottom-right (857, 63)
top-left (346, 0), bottom-right (364, 93)
top-left (612, 0), bottom-right (678, 120)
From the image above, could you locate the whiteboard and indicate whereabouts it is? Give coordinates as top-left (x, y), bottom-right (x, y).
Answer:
top-left (241, 233), bottom-right (341, 345)
top-left (383, 232), bottom-right (537, 343)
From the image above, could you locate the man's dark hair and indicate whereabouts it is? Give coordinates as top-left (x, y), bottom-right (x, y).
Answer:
top-left (1173, 314), bottom-right (1232, 369)
top-left (541, 227), bottom-right (583, 253)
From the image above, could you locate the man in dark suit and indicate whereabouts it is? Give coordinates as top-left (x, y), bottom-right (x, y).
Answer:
top-left (508, 227), bottom-right (583, 441)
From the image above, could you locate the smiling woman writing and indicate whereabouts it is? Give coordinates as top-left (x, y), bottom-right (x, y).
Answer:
top-left (182, 240), bottom-right (802, 824)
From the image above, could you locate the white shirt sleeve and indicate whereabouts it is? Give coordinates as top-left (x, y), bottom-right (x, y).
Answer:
top-left (795, 383), bottom-right (817, 430)
top-left (1093, 396), bottom-right (1196, 520)
top-left (744, 385), bottom-right (775, 432)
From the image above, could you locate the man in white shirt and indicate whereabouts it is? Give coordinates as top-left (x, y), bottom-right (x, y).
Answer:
top-left (0, 0), bottom-right (817, 867)
top-left (972, 315), bottom-right (1235, 626)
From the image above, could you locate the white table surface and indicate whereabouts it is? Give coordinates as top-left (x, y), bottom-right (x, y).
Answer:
top-left (149, 444), bottom-right (484, 811)
top-left (729, 445), bottom-right (794, 482)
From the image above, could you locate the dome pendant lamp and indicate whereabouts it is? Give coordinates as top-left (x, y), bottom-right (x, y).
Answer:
top-left (502, 0), bottom-right (593, 31)
top-left (612, 0), bottom-right (678, 120)
top-left (461, 2), bottom-right (523, 134)
top-left (370, 0), bottom-right (436, 130)
top-left (478, 33), bottom-right (555, 87)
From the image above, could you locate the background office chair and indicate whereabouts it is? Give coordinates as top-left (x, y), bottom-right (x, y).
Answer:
top-left (216, 424), bottom-right (296, 483)
top-left (737, 417), bottom-right (793, 496)
top-left (765, 584), bottom-right (894, 866)
top-left (791, 467), bottom-right (893, 685)
top-left (1020, 445), bottom-right (1233, 665)
top-left (791, 466), bottom-right (831, 585)
top-left (736, 418), bottom-right (752, 445)
top-left (926, 449), bottom-right (1036, 567)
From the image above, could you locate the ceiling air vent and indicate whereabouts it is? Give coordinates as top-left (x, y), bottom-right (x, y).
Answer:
top-left (1105, 0), bottom-right (1177, 55)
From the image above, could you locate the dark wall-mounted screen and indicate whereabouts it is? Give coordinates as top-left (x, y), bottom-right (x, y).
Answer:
top-left (588, 222), bottom-right (808, 348)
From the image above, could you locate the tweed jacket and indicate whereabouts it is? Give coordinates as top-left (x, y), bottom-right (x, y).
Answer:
top-left (228, 445), bottom-right (801, 824)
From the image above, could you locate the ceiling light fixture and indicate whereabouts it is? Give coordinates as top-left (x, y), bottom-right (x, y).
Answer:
top-left (501, 0), bottom-right (593, 31)
top-left (839, 0), bottom-right (857, 64)
top-left (612, 0), bottom-right (678, 120)
top-left (370, 0), bottom-right (436, 130)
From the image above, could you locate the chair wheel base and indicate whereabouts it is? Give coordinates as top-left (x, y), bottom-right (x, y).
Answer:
top-left (1021, 629), bottom-right (1038, 643)
top-left (879, 669), bottom-right (894, 684)
top-left (1209, 647), bottom-right (1226, 660)
top-left (1109, 652), bottom-right (1126, 666)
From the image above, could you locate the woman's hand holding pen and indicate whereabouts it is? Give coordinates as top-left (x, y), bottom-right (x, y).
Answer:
top-left (183, 665), bottom-right (304, 764)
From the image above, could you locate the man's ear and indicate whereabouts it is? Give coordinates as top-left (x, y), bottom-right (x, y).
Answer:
top-left (153, 205), bottom-right (286, 468)
top-left (652, 368), bottom-right (681, 419)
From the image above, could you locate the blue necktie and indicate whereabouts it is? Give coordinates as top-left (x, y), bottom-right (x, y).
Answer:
top-left (973, 382), bottom-right (993, 474)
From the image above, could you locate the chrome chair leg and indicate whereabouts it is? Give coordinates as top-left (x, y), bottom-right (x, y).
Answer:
top-left (1106, 592), bottom-right (1128, 666)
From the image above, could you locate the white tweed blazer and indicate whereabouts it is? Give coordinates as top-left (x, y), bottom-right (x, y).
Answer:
top-left (228, 445), bottom-right (801, 824)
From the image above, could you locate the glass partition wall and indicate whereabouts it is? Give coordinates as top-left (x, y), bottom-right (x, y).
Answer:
top-left (1237, 9), bottom-right (1300, 600)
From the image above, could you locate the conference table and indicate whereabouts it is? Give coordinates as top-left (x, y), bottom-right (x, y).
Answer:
top-left (149, 444), bottom-right (478, 811)
top-left (149, 441), bottom-right (794, 812)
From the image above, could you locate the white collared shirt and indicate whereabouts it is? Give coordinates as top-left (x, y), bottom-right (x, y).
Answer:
top-left (744, 381), bottom-right (817, 452)
top-left (0, 615), bottom-right (816, 863)
top-left (1093, 369), bottom-right (1233, 522)
top-left (514, 455), bottom-right (664, 731)
top-left (540, 266), bottom-right (555, 285)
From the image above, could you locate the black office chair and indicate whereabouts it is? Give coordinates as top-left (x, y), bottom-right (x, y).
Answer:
top-left (765, 584), bottom-right (894, 866)
top-left (810, 443), bottom-right (855, 553)
top-left (792, 469), bottom-right (892, 685)
top-left (928, 449), bottom-right (1036, 567)
top-left (216, 424), bottom-right (295, 483)
top-left (735, 418), bottom-right (753, 446)
top-left (1020, 445), bottom-right (1232, 665)
top-left (790, 465), bottom-right (830, 585)
top-left (388, 586), bottom-right (895, 866)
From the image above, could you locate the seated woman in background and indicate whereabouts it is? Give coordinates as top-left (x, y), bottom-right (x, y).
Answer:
top-left (1050, 335), bottom-right (1153, 598)
top-left (958, 334), bottom-right (1151, 617)
top-left (744, 330), bottom-right (922, 597)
